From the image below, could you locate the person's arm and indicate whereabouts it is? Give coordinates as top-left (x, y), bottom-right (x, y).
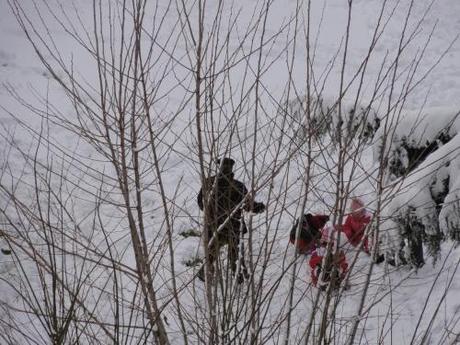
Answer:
top-left (341, 215), bottom-right (352, 238)
top-left (240, 182), bottom-right (265, 213)
top-left (197, 188), bottom-right (204, 211)
top-left (363, 211), bottom-right (372, 225)
top-left (197, 178), bottom-right (210, 211)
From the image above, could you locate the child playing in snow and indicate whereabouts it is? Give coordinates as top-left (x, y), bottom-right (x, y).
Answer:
top-left (341, 197), bottom-right (372, 253)
top-left (289, 213), bottom-right (349, 289)
top-left (309, 227), bottom-right (348, 290)
top-left (340, 197), bottom-right (385, 263)
top-left (289, 214), bottom-right (329, 255)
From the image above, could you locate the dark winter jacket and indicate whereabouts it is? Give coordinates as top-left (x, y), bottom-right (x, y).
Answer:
top-left (289, 214), bottom-right (329, 255)
top-left (197, 169), bottom-right (264, 236)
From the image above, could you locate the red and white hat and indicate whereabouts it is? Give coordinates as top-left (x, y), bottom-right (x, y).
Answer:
top-left (350, 197), bottom-right (365, 215)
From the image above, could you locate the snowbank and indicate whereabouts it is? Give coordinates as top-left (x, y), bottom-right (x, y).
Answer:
top-left (282, 95), bottom-right (380, 144)
top-left (375, 106), bottom-right (460, 263)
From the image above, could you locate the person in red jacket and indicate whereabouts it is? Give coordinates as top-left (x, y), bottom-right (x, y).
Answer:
top-left (309, 227), bottom-right (348, 290)
top-left (341, 197), bottom-right (372, 253)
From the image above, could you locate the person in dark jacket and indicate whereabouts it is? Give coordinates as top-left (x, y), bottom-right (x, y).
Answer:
top-left (289, 214), bottom-right (329, 255)
top-left (197, 157), bottom-right (265, 282)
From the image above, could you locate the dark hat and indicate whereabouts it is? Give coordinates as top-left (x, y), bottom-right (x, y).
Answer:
top-left (217, 157), bottom-right (235, 167)
top-left (305, 214), bottom-right (329, 230)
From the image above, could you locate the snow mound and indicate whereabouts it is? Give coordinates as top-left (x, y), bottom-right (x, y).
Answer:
top-left (281, 95), bottom-right (380, 144)
top-left (375, 106), bottom-right (460, 264)
top-left (374, 107), bottom-right (460, 178)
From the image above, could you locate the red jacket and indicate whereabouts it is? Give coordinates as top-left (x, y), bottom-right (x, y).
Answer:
top-left (290, 237), bottom-right (317, 255)
top-left (309, 246), bottom-right (348, 287)
top-left (342, 212), bottom-right (371, 252)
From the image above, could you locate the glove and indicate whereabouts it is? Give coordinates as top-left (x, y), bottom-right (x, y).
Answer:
top-left (252, 201), bottom-right (266, 214)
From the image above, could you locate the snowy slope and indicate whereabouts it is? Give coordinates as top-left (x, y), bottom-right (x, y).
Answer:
top-left (1, 0), bottom-right (460, 344)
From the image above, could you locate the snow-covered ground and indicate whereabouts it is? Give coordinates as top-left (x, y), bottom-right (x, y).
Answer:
top-left (1, 0), bottom-right (460, 344)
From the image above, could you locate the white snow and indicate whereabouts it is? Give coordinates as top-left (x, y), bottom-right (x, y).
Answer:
top-left (1, 0), bottom-right (460, 344)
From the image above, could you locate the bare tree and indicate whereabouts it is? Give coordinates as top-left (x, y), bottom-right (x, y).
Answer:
top-left (0, 0), bottom-right (459, 344)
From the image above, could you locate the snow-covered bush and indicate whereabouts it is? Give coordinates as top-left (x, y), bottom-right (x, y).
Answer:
top-left (281, 95), bottom-right (380, 144)
top-left (394, 206), bottom-right (426, 267)
top-left (376, 107), bottom-right (460, 265)
top-left (376, 107), bottom-right (460, 179)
